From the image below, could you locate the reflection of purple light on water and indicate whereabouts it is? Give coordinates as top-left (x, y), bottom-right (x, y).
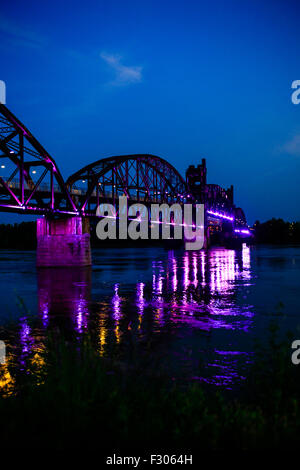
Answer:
top-left (168, 251), bottom-right (178, 294)
top-left (39, 298), bottom-right (49, 328)
top-left (183, 252), bottom-right (190, 291)
top-left (200, 251), bottom-right (206, 286)
top-left (112, 283), bottom-right (121, 320)
top-left (242, 244), bottom-right (251, 279)
top-left (181, 252), bottom-right (191, 307)
top-left (112, 283), bottom-right (122, 343)
top-left (136, 282), bottom-right (145, 316)
top-left (42, 304), bottom-right (49, 323)
top-left (20, 319), bottom-right (31, 355)
top-left (192, 253), bottom-right (198, 287)
top-left (215, 349), bottom-right (250, 356)
top-left (75, 297), bottom-right (89, 333)
top-left (151, 250), bottom-right (256, 350)
top-left (137, 282), bottom-right (145, 301)
top-left (151, 263), bottom-right (165, 324)
top-left (136, 247), bottom-right (257, 390)
top-left (193, 349), bottom-right (253, 390)
top-left (152, 262), bottom-right (164, 297)
top-left (172, 256), bottom-right (178, 293)
top-left (210, 249), bottom-right (236, 293)
top-left (167, 252), bottom-right (178, 308)
top-left (152, 274), bottom-right (156, 292)
top-left (215, 253), bottom-right (221, 291)
top-left (158, 275), bottom-right (163, 294)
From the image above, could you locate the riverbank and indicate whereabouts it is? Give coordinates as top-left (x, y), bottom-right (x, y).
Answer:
top-left (0, 323), bottom-right (299, 450)
top-left (0, 218), bottom-right (299, 250)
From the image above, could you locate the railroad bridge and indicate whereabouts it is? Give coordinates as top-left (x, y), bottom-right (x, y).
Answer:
top-left (0, 104), bottom-right (250, 266)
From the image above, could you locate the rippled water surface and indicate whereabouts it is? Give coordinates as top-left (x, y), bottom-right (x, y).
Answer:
top-left (0, 245), bottom-right (300, 390)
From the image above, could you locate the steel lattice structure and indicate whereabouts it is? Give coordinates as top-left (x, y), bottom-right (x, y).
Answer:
top-left (0, 104), bottom-right (242, 226)
top-left (0, 104), bottom-right (77, 215)
top-left (66, 155), bottom-right (190, 215)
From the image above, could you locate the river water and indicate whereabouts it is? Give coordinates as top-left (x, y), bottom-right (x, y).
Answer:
top-left (0, 245), bottom-right (299, 391)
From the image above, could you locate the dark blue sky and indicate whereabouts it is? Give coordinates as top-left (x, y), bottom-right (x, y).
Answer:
top-left (1, 0), bottom-right (300, 224)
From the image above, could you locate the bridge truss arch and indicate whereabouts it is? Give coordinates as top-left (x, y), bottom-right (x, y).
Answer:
top-left (66, 154), bottom-right (191, 215)
top-left (0, 104), bottom-right (77, 215)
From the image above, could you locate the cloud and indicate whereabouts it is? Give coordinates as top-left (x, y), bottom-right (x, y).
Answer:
top-left (0, 15), bottom-right (47, 49)
top-left (282, 134), bottom-right (300, 157)
top-left (100, 52), bottom-right (142, 86)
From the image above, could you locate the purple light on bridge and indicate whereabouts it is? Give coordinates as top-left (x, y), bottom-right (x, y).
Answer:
top-left (207, 210), bottom-right (234, 221)
top-left (234, 229), bottom-right (251, 235)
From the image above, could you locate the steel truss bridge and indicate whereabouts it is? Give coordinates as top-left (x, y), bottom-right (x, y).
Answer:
top-left (0, 103), bottom-right (248, 233)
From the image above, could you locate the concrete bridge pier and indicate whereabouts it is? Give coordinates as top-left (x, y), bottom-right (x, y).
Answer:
top-left (36, 217), bottom-right (92, 267)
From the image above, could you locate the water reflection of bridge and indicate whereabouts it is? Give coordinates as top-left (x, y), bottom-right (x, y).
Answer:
top-left (36, 246), bottom-right (252, 332)
top-left (0, 245), bottom-right (253, 393)
top-left (14, 246), bottom-right (253, 387)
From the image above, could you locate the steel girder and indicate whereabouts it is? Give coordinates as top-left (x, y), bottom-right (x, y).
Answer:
top-left (0, 104), bottom-right (77, 215)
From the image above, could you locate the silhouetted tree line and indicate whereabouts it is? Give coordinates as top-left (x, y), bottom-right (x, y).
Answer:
top-left (0, 218), bottom-right (299, 249)
top-left (0, 222), bottom-right (36, 249)
top-left (254, 218), bottom-right (300, 244)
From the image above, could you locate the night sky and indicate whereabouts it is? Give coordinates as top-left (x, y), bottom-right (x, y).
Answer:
top-left (1, 0), bottom-right (300, 224)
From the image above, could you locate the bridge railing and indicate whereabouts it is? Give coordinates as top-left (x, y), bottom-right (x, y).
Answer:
top-left (0, 177), bottom-right (143, 200)
top-left (0, 177), bottom-right (63, 193)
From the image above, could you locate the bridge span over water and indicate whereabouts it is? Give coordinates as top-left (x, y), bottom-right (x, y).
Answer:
top-left (0, 104), bottom-right (251, 266)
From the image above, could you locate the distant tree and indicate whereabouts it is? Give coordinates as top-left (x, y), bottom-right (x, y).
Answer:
top-left (253, 218), bottom-right (300, 244)
top-left (0, 222), bottom-right (36, 249)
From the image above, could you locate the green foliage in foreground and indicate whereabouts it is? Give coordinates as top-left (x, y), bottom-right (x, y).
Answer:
top-left (0, 323), bottom-right (300, 450)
